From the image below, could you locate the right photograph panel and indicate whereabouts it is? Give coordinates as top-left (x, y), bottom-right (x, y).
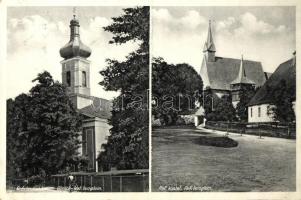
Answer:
top-left (151, 6), bottom-right (296, 192)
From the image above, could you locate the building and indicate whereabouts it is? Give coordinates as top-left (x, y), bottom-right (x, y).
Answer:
top-left (200, 21), bottom-right (267, 107)
top-left (247, 51), bottom-right (296, 123)
top-left (59, 15), bottom-right (111, 172)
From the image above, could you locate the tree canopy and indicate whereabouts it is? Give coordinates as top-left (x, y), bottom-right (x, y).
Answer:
top-left (205, 94), bottom-right (237, 122)
top-left (98, 7), bottom-right (149, 170)
top-left (268, 79), bottom-right (295, 123)
top-left (7, 71), bottom-right (82, 179)
top-left (152, 57), bottom-right (203, 125)
top-left (236, 86), bottom-right (256, 122)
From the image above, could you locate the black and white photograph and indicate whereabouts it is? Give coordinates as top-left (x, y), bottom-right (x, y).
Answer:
top-left (5, 6), bottom-right (149, 192)
top-left (0, 1), bottom-right (300, 200)
top-left (151, 6), bottom-right (296, 192)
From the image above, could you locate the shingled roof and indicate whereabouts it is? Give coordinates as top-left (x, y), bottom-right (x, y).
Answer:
top-left (79, 97), bottom-right (112, 119)
top-left (202, 56), bottom-right (266, 90)
top-left (248, 56), bottom-right (296, 106)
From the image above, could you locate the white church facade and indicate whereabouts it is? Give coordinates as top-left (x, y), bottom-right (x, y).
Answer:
top-left (59, 15), bottom-right (111, 172)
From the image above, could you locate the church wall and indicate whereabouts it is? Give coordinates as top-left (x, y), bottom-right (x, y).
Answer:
top-left (94, 118), bottom-right (111, 158)
top-left (212, 89), bottom-right (230, 98)
top-left (81, 118), bottom-right (111, 172)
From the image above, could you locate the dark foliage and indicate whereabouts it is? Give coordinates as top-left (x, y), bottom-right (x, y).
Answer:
top-left (98, 7), bottom-right (149, 170)
top-left (7, 71), bottom-right (82, 180)
top-left (152, 57), bottom-right (203, 125)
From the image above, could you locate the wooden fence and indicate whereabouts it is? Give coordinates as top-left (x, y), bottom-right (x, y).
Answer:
top-left (205, 121), bottom-right (296, 139)
top-left (51, 169), bottom-right (149, 192)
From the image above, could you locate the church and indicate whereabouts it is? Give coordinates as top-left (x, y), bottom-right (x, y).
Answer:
top-left (200, 21), bottom-right (268, 107)
top-left (59, 15), bottom-right (111, 172)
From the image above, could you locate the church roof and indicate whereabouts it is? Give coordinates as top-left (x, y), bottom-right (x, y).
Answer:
top-left (231, 55), bottom-right (255, 85)
top-left (248, 55), bottom-right (296, 106)
top-left (204, 56), bottom-right (266, 90)
top-left (60, 15), bottom-right (91, 60)
top-left (79, 97), bottom-right (112, 119)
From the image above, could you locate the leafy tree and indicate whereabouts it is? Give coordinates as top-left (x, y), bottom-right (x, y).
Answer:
top-left (206, 95), bottom-right (237, 122)
top-left (152, 58), bottom-right (203, 125)
top-left (236, 86), bottom-right (256, 122)
top-left (98, 7), bottom-right (149, 170)
top-left (7, 71), bottom-right (82, 179)
top-left (7, 94), bottom-right (30, 179)
top-left (269, 79), bottom-right (295, 123)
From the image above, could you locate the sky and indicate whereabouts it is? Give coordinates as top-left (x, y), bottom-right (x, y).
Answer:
top-left (7, 6), bottom-right (138, 99)
top-left (6, 6), bottom-right (296, 99)
top-left (152, 6), bottom-right (296, 75)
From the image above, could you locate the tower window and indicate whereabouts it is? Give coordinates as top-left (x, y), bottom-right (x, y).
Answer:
top-left (66, 71), bottom-right (71, 87)
top-left (82, 71), bottom-right (87, 87)
top-left (250, 107), bottom-right (253, 117)
top-left (258, 106), bottom-right (261, 117)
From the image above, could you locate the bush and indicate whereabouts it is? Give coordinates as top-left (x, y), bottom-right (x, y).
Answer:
top-left (197, 136), bottom-right (238, 148)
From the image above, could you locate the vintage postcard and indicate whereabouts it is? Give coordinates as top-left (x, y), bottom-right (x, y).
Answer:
top-left (0, 0), bottom-right (300, 200)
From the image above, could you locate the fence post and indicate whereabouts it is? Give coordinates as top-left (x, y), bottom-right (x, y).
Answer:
top-left (90, 176), bottom-right (93, 188)
top-left (110, 175), bottom-right (113, 192)
top-left (120, 176), bottom-right (122, 192)
top-left (258, 123), bottom-right (262, 139)
top-left (142, 173), bottom-right (145, 192)
top-left (226, 121), bottom-right (229, 136)
top-left (102, 176), bottom-right (105, 192)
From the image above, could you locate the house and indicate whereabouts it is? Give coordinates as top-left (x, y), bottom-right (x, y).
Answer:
top-left (59, 15), bottom-right (111, 172)
top-left (247, 51), bottom-right (296, 123)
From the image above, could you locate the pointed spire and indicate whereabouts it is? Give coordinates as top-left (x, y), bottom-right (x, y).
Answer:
top-left (239, 54), bottom-right (246, 78)
top-left (231, 54), bottom-right (255, 85)
top-left (203, 20), bottom-right (216, 52)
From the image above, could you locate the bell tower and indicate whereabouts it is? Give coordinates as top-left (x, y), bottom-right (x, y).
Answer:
top-left (230, 55), bottom-right (255, 107)
top-left (59, 14), bottom-right (93, 109)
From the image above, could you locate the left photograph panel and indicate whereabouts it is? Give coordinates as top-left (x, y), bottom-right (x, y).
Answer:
top-left (6, 6), bottom-right (149, 192)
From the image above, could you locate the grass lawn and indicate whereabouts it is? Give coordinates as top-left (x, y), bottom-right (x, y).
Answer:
top-left (152, 126), bottom-right (296, 192)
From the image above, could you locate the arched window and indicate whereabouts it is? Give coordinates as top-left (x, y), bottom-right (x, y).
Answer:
top-left (82, 71), bottom-right (87, 87)
top-left (66, 71), bottom-right (71, 86)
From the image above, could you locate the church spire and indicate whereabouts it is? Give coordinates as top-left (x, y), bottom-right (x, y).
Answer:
top-left (203, 20), bottom-right (216, 62)
top-left (231, 55), bottom-right (255, 85)
top-left (203, 20), bottom-right (216, 52)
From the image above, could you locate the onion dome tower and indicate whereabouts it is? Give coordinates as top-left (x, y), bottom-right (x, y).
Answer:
top-left (60, 15), bottom-right (91, 59)
top-left (60, 14), bottom-right (92, 109)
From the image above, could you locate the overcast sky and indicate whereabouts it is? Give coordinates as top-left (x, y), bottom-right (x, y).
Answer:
top-left (7, 7), bottom-right (138, 99)
top-left (7, 6), bottom-right (296, 99)
top-left (152, 6), bottom-right (295, 74)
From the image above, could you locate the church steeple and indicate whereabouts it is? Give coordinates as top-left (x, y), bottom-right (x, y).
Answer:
top-left (230, 55), bottom-right (255, 106)
top-left (203, 20), bottom-right (216, 62)
top-left (59, 14), bottom-right (91, 60)
top-left (231, 55), bottom-right (255, 85)
top-left (60, 13), bottom-right (92, 109)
